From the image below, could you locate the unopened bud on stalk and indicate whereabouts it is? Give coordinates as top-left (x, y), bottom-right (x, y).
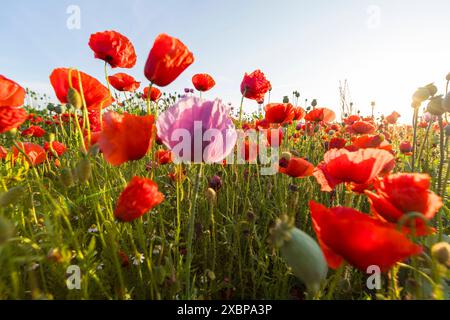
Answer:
top-left (205, 188), bottom-right (217, 203)
top-left (281, 151), bottom-right (292, 162)
top-left (283, 96), bottom-right (290, 103)
top-left (431, 242), bottom-right (450, 267)
top-left (426, 95), bottom-right (445, 116)
top-left (311, 99), bottom-right (318, 108)
top-left (446, 73), bottom-right (450, 81)
top-left (269, 215), bottom-right (328, 294)
top-left (425, 83), bottom-right (438, 97)
top-left (75, 158), bottom-right (92, 183)
top-left (412, 87), bottom-right (431, 104)
top-left (67, 87), bottom-right (82, 110)
top-left (0, 216), bottom-right (14, 244)
top-left (54, 104), bottom-right (66, 114)
top-left (0, 186), bottom-right (24, 207)
top-left (60, 168), bottom-right (75, 188)
top-left (208, 175), bottom-right (223, 191)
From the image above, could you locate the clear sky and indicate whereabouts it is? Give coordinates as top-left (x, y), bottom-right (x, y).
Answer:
top-left (1, 0), bottom-right (450, 123)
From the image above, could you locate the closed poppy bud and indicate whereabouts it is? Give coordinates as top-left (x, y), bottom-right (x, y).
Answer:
top-left (446, 73), bottom-right (450, 81)
top-left (283, 96), bottom-right (290, 103)
top-left (60, 168), bottom-right (75, 188)
top-left (208, 175), bottom-right (223, 191)
top-left (67, 87), bottom-right (82, 109)
top-left (281, 151), bottom-right (292, 162)
top-left (54, 104), bottom-right (66, 114)
top-left (427, 96), bottom-right (445, 116)
top-left (0, 216), bottom-right (14, 244)
top-left (205, 188), bottom-right (217, 203)
top-left (431, 242), bottom-right (450, 267)
top-left (399, 141), bottom-right (413, 155)
top-left (0, 186), bottom-right (24, 207)
top-left (425, 83), bottom-right (438, 96)
top-left (311, 99), bottom-right (318, 107)
top-left (270, 216), bottom-right (328, 294)
top-left (75, 158), bottom-right (92, 183)
top-left (412, 87), bottom-right (430, 104)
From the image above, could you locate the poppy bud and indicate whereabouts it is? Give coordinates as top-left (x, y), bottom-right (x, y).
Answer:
top-left (47, 103), bottom-right (55, 112)
top-left (426, 96), bottom-right (445, 116)
top-left (447, 73), bottom-right (450, 81)
top-left (281, 151), bottom-right (292, 162)
top-left (75, 158), bottom-right (92, 183)
top-left (270, 216), bottom-right (328, 294)
top-left (283, 96), bottom-right (290, 103)
top-left (60, 168), bottom-right (75, 188)
top-left (425, 83), bottom-right (438, 97)
top-left (205, 188), bottom-right (217, 203)
top-left (431, 242), bottom-right (450, 267)
top-left (67, 87), bottom-right (82, 109)
top-left (208, 175), bottom-right (223, 191)
top-left (0, 216), bottom-right (14, 245)
top-left (412, 87), bottom-right (430, 104)
top-left (54, 104), bottom-right (66, 114)
top-left (0, 186), bottom-right (24, 207)
top-left (311, 99), bottom-right (318, 107)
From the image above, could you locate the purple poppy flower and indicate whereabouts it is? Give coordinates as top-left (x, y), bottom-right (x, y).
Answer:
top-left (156, 96), bottom-right (237, 164)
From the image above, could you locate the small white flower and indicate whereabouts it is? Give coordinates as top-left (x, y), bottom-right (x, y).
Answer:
top-left (88, 224), bottom-right (98, 233)
top-left (131, 252), bottom-right (145, 265)
top-left (97, 263), bottom-right (104, 270)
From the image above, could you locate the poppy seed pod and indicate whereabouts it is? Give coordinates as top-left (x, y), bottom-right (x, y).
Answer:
top-left (431, 242), bottom-right (450, 267)
top-left (426, 96), bottom-right (446, 116)
top-left (283, 96), bottom-right (290, 103)
top-left (0, 186), bottom-right (24, 207)
top-left (75, 158), bottom-right (92, 183)
top-left (311, 99), bottom-right (318, 108)
top-left (60, 168), bottom-right (75, 188)
top-left (67, 87), bottom-right (82, 110)
top-left (425, 83), bottom-right (438, 97)
top-left (270, 216), bottom-right (328, 294)
top-left (0, 216), bottom-right (14, 245)
top-left (412, 87), bottom-right (430, 104)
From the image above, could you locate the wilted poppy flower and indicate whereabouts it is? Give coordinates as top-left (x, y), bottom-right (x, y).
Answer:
top-left (12, 142), bottom-right (47, 166)
top-left (348, 121), bottom-right (376, 135)
top-left (142, 86), bottom-right (162, 102)
top-left (156, 149), bottom-right (173, 165)
top-left (304, 108), bottom-right (336, 123)
top-left (98, 112), bottom-right (154, 166)
top-left (50, 68), bottom-right (114, 111)
top-left (114, 176), bottom-right (164, 222)
top-left (192, 73), bottom-right (216, 92)
top-left (313, 148), bottom-right (395, 192)
top-left (279, 157), bottom-right (314, 178)
top-left (44, 141), bottom-right (67, 157)
top-left (21, 125), bottom-right (46, 138)
top-left (265, 103), bottom-right (296, 124)
top-left (399, 141), bottom-right (413, 155)
top-left (0, 75), bottom-right (26, 107)
top-left (240, 70), bottom-right (271, 102)
top-left (88, 30), bottom-right (137, 68)
top-left (309, 201), bottom-right (422, 272)
top-left (156, 96), bottom-right (237, 163)
top-left (144, 34), bottom-right (194, 87)
top-left (366, 173), bottom-right (442, 236)
top-left (385, 111), bottom-right (401, 124)
top-left (108, 73), bottom-right (140, 92)
top-left (0, 106), bottom-right (28, 133)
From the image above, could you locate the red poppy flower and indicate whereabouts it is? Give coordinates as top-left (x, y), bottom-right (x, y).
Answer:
top-left (304, 108), bottom-right (336, 123)
top-left (0, 75), bottom-right (26, 107)
top-left (0, 106), bottom-right (28, 133)
top-left (279, 157), bottom-right (314, 178)
top-left (142, 86), bottom-right (162, 102)
top-left (385, 111), bottom-right (401, 124)
top-left (343, 115), bottom-right (361, 125)
top-left (50, 68), bottom-right (114, 111)
top-left (366, 173), bottom-right (442, 236)
top-left (98, 112), bottom-right (154, 166)
top-left (44, 141), bottom-right (67, 157)
top-left (348, 121), bottom-right (376, 135)
top-left (293, 106), bottom-right (306, 121)
top-left (328, 137), bottom-right (347, 150)
top-left (114, 176), bottom-right (164, 222)
top-left (350, 134), bottom-right (385, 150)
top-left (12, 142), bottom-right (47, 166)
top-left (0, 146), bottom-right (8, 159)
top-left (264, 103), bottom-right (295, 124)
top-left (399, 141), bottom-right (413, 155)
top-left (240, 69), bottom-right (271, 102)
top-left (309, 201), bottom-right (422, 272)
top-left (21, 125), bottom-right (46, 138)
top-left (144, 34), bottom-right (194, 87)
top-left (265, 127), bottom-right (283, 147)
top-left (156, 149), bottom-right (173, 165)
top-left (313, 148), bottom-right (395, 192)
top-left (88, 30), bottom-right (137, 68)
top-left (192, 73), bottom-right (216, 92)
top-left (87, 109), bottom-right (102, 132)
top-left (108, 73), bottom-right (140, 92)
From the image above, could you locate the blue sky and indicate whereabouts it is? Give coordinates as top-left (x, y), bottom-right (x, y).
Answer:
top-left (1, 0), bottom-right (450, 122)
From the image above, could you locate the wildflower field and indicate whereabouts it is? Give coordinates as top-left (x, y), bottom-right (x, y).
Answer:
top-left (0, 30), bottom-right (449, 301)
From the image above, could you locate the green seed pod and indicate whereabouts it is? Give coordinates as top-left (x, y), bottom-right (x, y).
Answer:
top-left (431, 242), bottom-right (450, 267)
top-left (270, 216), bottom-right (328, 294)
top-left (0, 216), bottom-right (14, 245)
top-left (283, 96), bottom-right (290, 103)
top-left (60, 168), bottom-right (75, 188)
top-left (426, 95), bottom-right (445, 116)
top-left (54, 104), bottom-right (66, 114)
top-left (75, 158), bottom-right (92, 183)
top-left (0, 186), bottom-right (25, 207)
top-left (67, 87), bottom-right (82, 110)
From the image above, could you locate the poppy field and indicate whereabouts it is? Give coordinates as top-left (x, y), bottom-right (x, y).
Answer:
top-left (0, 30), bottom-right (449, 301)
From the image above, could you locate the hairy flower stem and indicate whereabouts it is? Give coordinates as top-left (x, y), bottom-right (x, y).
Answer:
top-left (437, 116), bottom-right (446, 196)
top-left (411, 106), bottom-right (420, 172)
top-left (416, 121), bottom-right (432, 171)
top-left (185, 163), bottom-right (204, 298)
